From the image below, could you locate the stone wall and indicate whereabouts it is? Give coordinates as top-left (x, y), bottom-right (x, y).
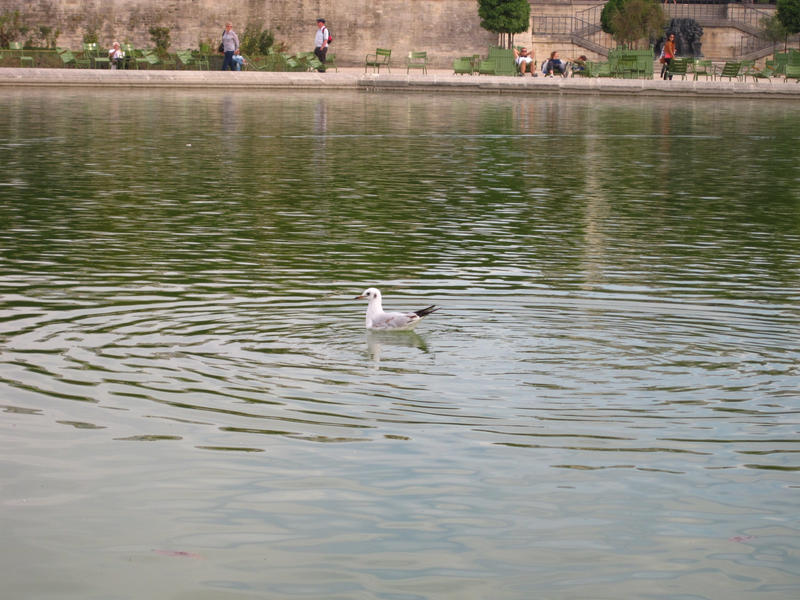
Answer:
top-left (0, 0), bottom-right (497, 67)
top-left (0, 0), bottom-right (782, 67)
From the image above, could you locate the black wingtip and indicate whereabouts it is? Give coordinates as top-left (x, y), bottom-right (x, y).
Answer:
top-left (414, 305), bottom-right (440, 318)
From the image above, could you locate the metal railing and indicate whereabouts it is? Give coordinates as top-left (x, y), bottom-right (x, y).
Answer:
top-left (533, 2), bottom-right (782, 57)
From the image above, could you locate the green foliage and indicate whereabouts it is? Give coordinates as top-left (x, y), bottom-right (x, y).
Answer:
top-left (197, 38), bottom-right (213, 55)
top-left (149, 26), bottom-right (171, 56)
top-left (478, 0), bottom-right (530, 47)
top-left (776, 0), bottom-right (800, 34)
top-left (239, 21), bottom-right (274, 56)
top-left (38, 25), bottom-right (60, 49)
top-left (0, 10), bottom-right (23, 47)
top-left (601, 0), bottom-right (625, 35)
top-left (609, 0), bottom-right (665, 48)
top-left (760, 14), bottom-right (790, 51)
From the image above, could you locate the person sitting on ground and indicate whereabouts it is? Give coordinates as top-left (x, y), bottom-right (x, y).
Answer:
top-left (108, 41), bottom-right (125, 69)
top-left (542, 51), bottom-right (567, 77)
top-left (513, 47), bottom-right (536, 76)
top-left (231, 50), bottom-right (246, 71)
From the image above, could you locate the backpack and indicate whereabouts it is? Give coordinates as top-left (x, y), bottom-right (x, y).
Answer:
top-left (325, 27), bottom-right (333, 44)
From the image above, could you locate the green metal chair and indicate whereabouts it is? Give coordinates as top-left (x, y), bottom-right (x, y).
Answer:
top-left (477, 58), bottom-right (497, 75)
top-left (487, 47), bottom-right (517, 76)
top-left (324, 52), bottom-right (338, 72)
top-left (365, 48), bottom-right (391, 72)
top-left (406, 51), bottom-right (428, 74)
top-left (614, 55), bottom-right (639, 78)
top-left (59, 50), bottom-right (77, 67)
top-left (750, 64), bottom-right (775, 83)
top-left (121, 44), bottom-right (137, 69)
top-left (453, 57), bottom-right (473, 75)
top-left (592, 61), bottom-right (612, 78)
top-left (785, 64), bottom-right (800, 83)
top-left (691, 59), bottom-right (713, 81)
top-left (666, 58), bottom-right (689, 80)
top-left (738, 60), bottom-right (756, 81)
top-left (717, 61), bottom-right (741, 82)
top-left (9, 41), bottom-right (33, 67)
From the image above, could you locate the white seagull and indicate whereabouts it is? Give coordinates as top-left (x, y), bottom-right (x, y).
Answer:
top-left (355, 287), bottom-right (439, 330)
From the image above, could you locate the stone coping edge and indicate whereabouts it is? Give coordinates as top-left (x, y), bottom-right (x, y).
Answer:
top-left (1, 68), bottom-right (799, 99)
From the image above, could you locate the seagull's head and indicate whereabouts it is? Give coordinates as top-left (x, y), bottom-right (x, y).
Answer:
top-left (355, 287), bottom-right (381, 302)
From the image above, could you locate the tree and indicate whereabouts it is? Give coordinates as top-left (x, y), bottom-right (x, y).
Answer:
top-left (602, 0), bottom-right (665, 48)
top-left (478, 0), bottom-right (531, 49)
top-left (760, 14), bottom-right (790, 53)
top-left (601, 0), bottom-right (625, 35)
top-left (612, 0), bottom-right (665, 49)
top-left (777, 0), bottom-right (800, 34)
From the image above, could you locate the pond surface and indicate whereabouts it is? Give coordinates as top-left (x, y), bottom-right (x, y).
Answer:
top-left (1, 89), bottom-right (799, 599)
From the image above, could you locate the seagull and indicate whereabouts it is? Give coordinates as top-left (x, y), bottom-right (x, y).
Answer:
top-left (355, 287), bottom-right (439, 330)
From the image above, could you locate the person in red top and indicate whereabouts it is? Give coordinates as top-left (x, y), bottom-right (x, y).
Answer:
top-left (662, 33), bottom-right (676, 80)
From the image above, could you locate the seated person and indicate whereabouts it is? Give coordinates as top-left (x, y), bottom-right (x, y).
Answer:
top-left (542, 51), bottom-right (567, 77)
top-left (231, 50), bottom-right (246, 71)
top-left (513, 47), bottom-right (535, 76)
top-left (571, 55), bottom-right (588, 73)
top-left (108, 41), bottom-right (125, 69)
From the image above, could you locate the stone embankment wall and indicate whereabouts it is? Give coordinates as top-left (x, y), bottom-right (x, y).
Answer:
top-left (0, 0), bottom-right (497, 67)
top-left (0, 0), bottom-right (778, 66)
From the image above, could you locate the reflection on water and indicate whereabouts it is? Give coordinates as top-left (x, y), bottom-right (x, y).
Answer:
top-left (1, 89), bottom-right (799, 599)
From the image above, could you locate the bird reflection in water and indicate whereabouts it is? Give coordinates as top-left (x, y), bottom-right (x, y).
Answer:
top-left (366, 329), bottom-right (430, 365)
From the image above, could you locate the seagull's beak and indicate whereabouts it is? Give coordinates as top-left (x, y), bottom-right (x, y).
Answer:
top-left (355, 294), bottom-right (366, 300)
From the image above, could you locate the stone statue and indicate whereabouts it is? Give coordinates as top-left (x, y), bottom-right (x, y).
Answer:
top-left (655, 18), bottom-right (704, 58)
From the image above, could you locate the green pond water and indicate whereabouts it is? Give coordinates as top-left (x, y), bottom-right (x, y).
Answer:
top-left (1, 89), bottom-right (799, 599)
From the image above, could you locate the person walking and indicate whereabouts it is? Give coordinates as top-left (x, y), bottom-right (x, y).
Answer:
top-left (313, 18), bottom-right (329, 72)
top-left (221, 22), bottom-right (240, 71)
top-left (662, 33), bottom-right (676, 80)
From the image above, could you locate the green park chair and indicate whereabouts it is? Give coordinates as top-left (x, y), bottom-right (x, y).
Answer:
top-left (666, 58), bottom-right (689, 80)
top-left (738, 60), bottom-right (756, 81)
top-left (487, 47), bottom-right (517, 76)
top-left (406, 51), bottom-right (428, 74)
top-left (365, 48), bottom-right (391, 72)
top-left (121, 44), bottom-right (138, 69)
top-left (59, 50), bottom-right (77, 67)
top-left (717, 61), bottom-right (741, 82)
top-left (785, 64), bottom-right (800, 83)
top-left (324, 52), bottom-right (338, 72)
top-left (477, 58), bottom-right (497, 75)
top-left (453, 57), bottom-right (472, 75)
top-left (614, 55), bottom-right (639, 78)
top-left (691, 59), bottom-right (713, 81)
top-left (9, 41), bottom-right (33, 67)
top-left (193, 52), bottom-right (209, 70)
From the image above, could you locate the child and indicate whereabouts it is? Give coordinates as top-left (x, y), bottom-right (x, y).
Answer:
top-left (231, 50), bottom-right (245, 71)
